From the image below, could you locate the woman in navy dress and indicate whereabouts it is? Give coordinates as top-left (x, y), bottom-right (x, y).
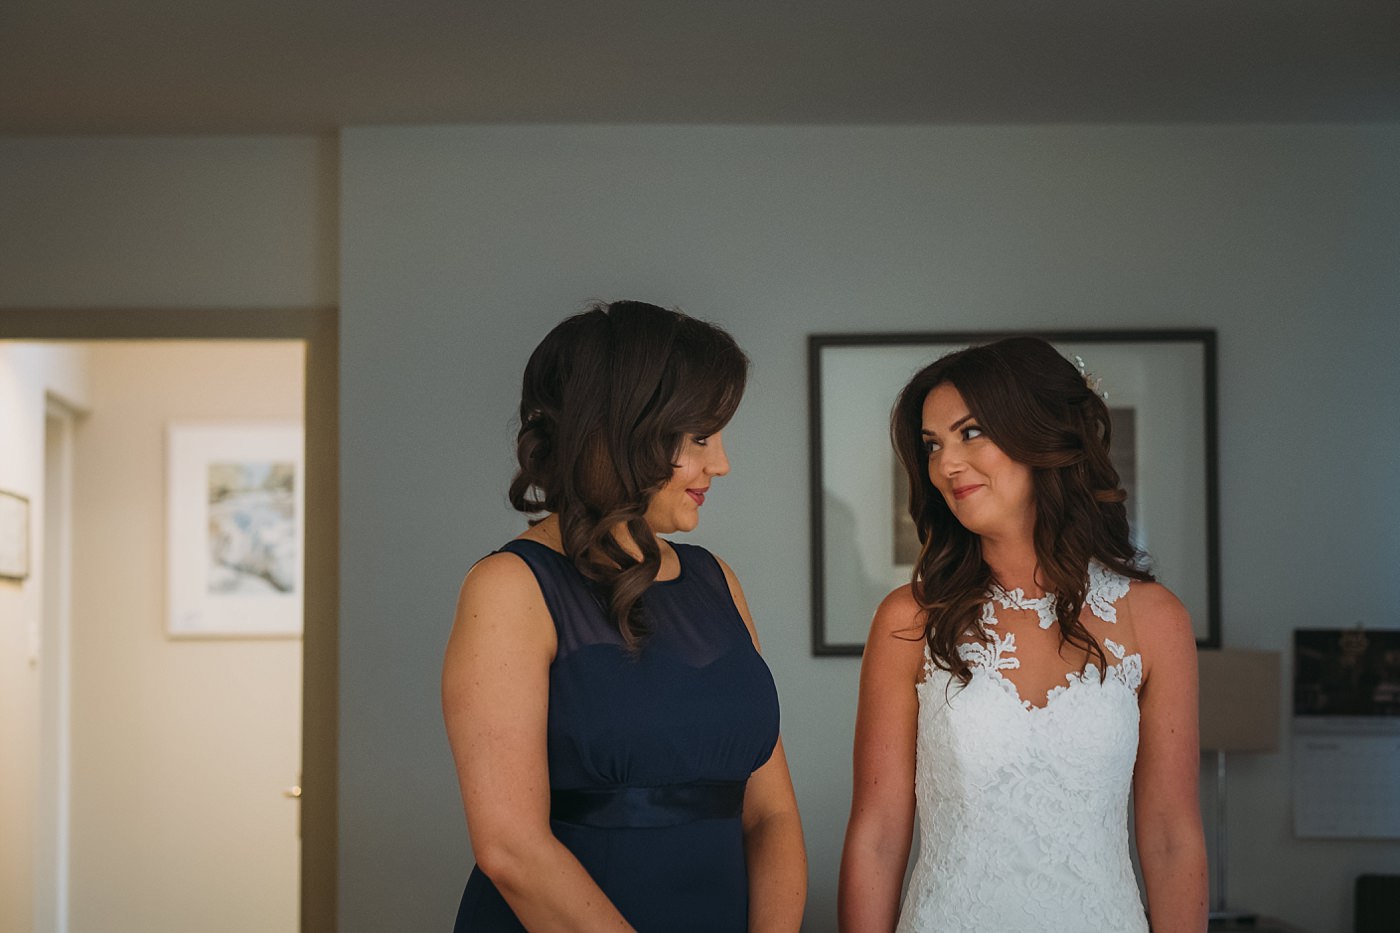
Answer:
top-left (443, 300), bottom-right (807, 932)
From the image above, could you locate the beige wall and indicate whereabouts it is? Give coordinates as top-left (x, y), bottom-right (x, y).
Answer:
top-left (0, 342), bottom-right (90, 933)
top-left (68, 341), bottom-right (303, 933)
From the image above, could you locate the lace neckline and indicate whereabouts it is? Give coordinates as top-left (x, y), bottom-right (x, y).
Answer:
top-left (955, 632), bottom-right (1143, 713)
top-left (930, 561), bottom-right (1140, 712)
top-left (988, 584), bottom-right (1057, 628)
top-left (986, 561), bottom-right (1130, 629)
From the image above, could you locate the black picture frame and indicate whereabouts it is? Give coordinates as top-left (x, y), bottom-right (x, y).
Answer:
top-left (809, 330), bottom-right (1220, 656)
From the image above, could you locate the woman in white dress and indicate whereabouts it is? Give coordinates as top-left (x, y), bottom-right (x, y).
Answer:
top-left (838, 336), bottom-right (1208, 933)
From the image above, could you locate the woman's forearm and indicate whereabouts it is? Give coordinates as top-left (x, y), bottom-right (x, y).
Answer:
top-left (479, 832), bottom-right (637, 932)
top-left (744, 810), bottom-right (808, 933)
top-left (1139, 833), bottom-right (1209, 933)
top-left (837, 830), bottom-right (908, 933)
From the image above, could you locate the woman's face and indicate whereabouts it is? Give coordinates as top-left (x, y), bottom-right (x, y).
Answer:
top-left (921, 383), bottom-right (1035, 540)
top-left (643, 431), bottom-right (731, 535)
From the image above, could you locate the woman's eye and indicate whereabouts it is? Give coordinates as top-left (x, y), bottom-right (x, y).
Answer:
top-left (963, 426), bottom-right (984, 441)
top-left (692, 434), bottom-right (709, 447)
top-left (922, 439), bottom-right (940, 455)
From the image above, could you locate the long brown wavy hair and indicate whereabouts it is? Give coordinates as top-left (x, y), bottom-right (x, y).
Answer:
top-left (508, 300), bottom-right (748, 649)
top-left (890, 336), bottom-right (1154, 684)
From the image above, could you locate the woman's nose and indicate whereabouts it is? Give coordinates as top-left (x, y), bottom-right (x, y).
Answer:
top-left (709, 436), bottom-right (730, 475)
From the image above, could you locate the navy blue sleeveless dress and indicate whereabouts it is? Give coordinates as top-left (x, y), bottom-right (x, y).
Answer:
top-left (453, 538), bottom-right (780, 932)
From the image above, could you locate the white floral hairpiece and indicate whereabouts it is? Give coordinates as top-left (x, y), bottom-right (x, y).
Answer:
top-left (1073, 354), bottom-right (1108, 401)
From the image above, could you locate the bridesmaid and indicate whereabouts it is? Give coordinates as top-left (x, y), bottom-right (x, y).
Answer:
top-left (443, 300), bottom-right (806, 932)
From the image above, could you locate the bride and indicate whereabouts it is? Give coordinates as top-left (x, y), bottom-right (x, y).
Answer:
top-left (838, 336), bottom-right (1208, 932)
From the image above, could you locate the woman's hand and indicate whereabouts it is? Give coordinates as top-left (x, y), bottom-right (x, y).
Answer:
top-left (442, 552), bottom-right (636, 932)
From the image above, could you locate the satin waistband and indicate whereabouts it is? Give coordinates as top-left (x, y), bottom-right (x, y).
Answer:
top-left (550, 780), bottom-right (747, 829)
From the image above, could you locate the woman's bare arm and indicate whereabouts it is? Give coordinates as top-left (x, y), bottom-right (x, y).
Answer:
top-left (838, 586), bottom-right (925, 933)
top-left (717, 556), bottom-right (808, 933)
top-left (442, 552), bottom-right (636, 932)
top-left (1131, 582), bottom-right (1209, 933)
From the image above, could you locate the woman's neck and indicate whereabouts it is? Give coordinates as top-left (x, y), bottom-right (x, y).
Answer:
top-left (525, 513), bottom-right (665, 563)
top-left (608, 520), bottom-right (653, 562)
top-left (981, 534), bottom-right (1042, 596)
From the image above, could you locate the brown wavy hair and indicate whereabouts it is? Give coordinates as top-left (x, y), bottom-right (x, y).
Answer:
top-left (508, 300), bottom-right (748, 649)
top-left (890, 336), bottom-right (1154, 684)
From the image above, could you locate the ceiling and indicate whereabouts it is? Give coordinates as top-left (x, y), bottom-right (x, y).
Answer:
top-left (2, 1), bottom-right (1398, 134)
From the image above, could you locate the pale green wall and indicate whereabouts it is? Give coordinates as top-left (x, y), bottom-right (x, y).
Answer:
top-left (339, 124), bottom-right (1400, 933)
top-left (0, 136), bottom-right (337, 309)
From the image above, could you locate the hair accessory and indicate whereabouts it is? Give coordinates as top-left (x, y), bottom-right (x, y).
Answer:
top-left (1072, 354), bottom-right (1108, 401)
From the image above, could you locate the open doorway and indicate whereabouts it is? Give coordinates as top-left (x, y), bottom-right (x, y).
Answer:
top-left (0, 309), bottom-right (337, 933)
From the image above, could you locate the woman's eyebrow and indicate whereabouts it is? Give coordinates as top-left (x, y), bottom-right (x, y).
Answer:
top-left (923, 413), bottom-right (974, 436)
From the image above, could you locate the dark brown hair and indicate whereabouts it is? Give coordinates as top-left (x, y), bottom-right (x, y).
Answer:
top-left (891, 336), bottom-right (1153, 683)
top-left (509, 300), bottom-right (748, 649)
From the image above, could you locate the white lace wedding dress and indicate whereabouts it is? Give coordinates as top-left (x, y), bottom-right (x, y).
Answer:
top-left (896, 563), bottom-right (1149, 933)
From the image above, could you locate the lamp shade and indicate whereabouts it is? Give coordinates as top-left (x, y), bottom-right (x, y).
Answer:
top-left (1198, 648), bottom-right (1281, 752)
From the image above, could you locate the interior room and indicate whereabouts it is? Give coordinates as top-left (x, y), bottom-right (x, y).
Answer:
top-left (2, 4), bottom-right (1398, 932)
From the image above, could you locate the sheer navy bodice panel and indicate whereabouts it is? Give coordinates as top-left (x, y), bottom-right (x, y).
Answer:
top-left (453, 539), bottom-right (780, 932)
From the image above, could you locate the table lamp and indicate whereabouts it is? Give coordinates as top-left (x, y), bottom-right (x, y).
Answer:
top-left (1197, 648), bottom-right (1281, 924)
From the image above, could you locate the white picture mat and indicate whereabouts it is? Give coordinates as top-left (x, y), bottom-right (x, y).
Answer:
top-left (818, 340), bottom-right (1210, 648)
top-left (167, 421), bottom-right (305, 638)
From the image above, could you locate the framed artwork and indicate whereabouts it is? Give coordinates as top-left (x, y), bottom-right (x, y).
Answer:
top-left (0, 489), bottom-right (30, 581)
top-left (167, 421), bottom-right (304, 638)
top-left (808, 330), bottom-right (1219, 655)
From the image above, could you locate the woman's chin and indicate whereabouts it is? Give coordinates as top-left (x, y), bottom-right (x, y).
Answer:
top-left (669, 514), bottom-right (700, 535)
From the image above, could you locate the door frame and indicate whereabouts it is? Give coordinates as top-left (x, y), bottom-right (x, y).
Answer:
top-left (0, 307), bottom-right (338, 933)
top-left (37, 396), bottom-right (79, 933)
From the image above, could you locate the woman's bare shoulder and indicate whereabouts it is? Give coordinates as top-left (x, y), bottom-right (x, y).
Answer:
top-left (876, 584), bottom-right (920, 618)
top-left (1125, 580), bottom-right (1189, 622)
top-left (870, 584), bottom-right (926, 646)
top-left (461, 548), bottom-right (538, 593)
top-left (449, 548), bottom-right (555, 659)
top-left (1125, 580), bottom-right (1194, 650)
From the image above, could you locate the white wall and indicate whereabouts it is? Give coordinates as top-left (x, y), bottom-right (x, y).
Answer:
top-left (339, 124), bottom-right (1400, 933)
top-left (0, 342), bottom-right (90, 933)
top-left (67, 341), bottom-right (303, 933)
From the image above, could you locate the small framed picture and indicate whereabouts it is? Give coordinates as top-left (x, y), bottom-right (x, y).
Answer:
top-left (0, 489), bottom-right (31, 581)
top-left (167, 421), bottom-right (304, 638)
top-left (808, 330), bottom-right (1219, 655)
